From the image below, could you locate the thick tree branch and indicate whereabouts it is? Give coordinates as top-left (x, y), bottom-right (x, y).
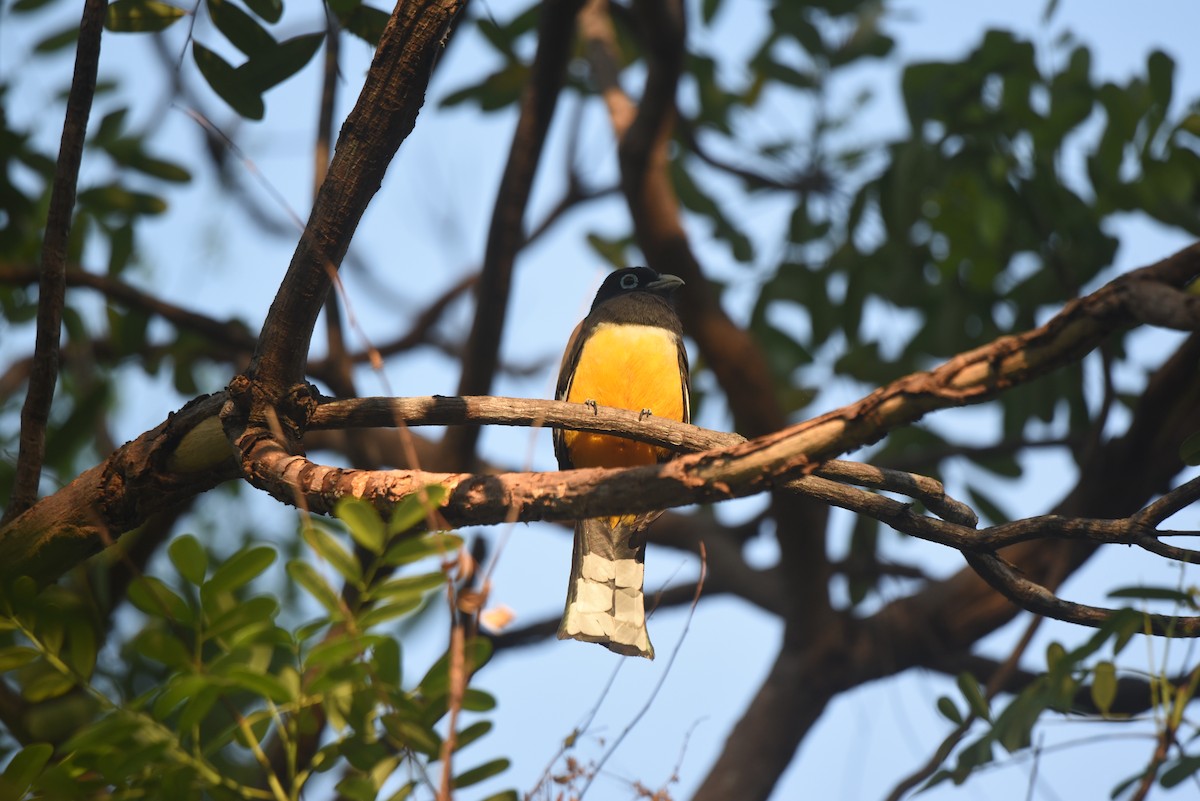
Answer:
top-left (311, 394), bottom-right (975, 523)
top-left (5, 0), bottom-right (107, 525)
top-left (0, 394), bottom-right (236, 584)
top-left (235, 243), bottom-right (1200, 526)
top-left (248, 0), bottom-right (465, 392)
top-left (440, 0), bottom-right (584, 470)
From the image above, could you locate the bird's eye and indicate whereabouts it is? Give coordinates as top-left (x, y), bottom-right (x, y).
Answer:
top-left (619, 274), bottom-right (639, 290)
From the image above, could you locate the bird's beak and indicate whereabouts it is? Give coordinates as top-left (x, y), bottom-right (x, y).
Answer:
top-left (646, 273), bottom-right (685, 292)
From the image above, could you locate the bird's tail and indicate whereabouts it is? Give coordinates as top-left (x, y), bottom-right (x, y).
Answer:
top-left (558, 518), bottom-right (654, 659)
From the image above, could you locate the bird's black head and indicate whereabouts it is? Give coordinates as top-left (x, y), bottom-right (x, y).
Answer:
top-left (590, 267), bottom-right (685, 311)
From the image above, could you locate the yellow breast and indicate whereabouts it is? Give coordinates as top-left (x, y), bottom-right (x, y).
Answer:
top-left (563, 323), bottom-right (685, 469)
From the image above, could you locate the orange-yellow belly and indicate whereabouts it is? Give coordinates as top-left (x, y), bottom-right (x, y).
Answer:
top-left (564, 323), bottom-right (685, 468)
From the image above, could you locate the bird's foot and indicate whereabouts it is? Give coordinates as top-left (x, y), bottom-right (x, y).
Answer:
top-left (585, 399), bottom-right (599, 415)
top-left (639, 408), bottom-right (652, 421)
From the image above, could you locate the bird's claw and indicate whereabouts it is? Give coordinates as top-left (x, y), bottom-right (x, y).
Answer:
top-left (585, 399), bottom-right (599, 415)
top-left (639, 408), bottom-right (652, 421)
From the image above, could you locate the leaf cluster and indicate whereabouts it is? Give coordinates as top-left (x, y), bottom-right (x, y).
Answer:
top-left (0, 495), bottom-right (514, 800)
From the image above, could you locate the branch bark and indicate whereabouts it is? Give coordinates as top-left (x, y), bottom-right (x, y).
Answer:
top-left (4, 0), bottom-right (108, 525)
top-left (247, 0), bottom-right (465, 392)
top-left (234, 243), bottom-right (1200, 527)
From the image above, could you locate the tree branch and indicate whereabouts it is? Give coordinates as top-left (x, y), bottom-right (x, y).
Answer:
top-left (0, 264), bottom-right (258, 353)
top-left (233, 241), bottom-right (1200, 529)
top-left (5, 0), bottom-right (108, 525)
top-left (0, 394), bottom-right (236, 584)
top-left (311, 394), bottom-right (974, 523)
top-left (247, 0), bottom-right (465, 392)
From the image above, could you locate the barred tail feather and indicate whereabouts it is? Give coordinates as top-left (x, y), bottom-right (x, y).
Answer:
top-left (558, 519), bottom-right (654, 659)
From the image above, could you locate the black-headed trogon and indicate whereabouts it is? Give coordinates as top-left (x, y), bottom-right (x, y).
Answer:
top-left (553, 266), bottom-right (690, 659)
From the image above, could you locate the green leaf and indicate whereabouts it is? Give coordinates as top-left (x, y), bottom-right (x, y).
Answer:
top-left (12, 0), bottom-right (59, 11)
top-left (22, 671), bottom-right (75, 702)
top-left (337, 497), bottom-right (386, 555)
top-left (78, 184), bottom-right (169, 218)
top-left (2, 743), bottom-right (53, 795)
top-left (204, 596), bottom-right (278, 641)
top-left (1109, 586), bottom-right (1197, 607)
top-left (35, 26), bottom-right (80, 53)
top-left (1147, 50), bottom-right (1175, 109)
top-left (304, 634), bottom-right (385, 671)
top-left (477, 792), bottom-right (520, 801)
top-left (584, 233), bottom-right (634, 270)
top-left (134, 628), bottom-right (193, 669)
top-left (418, 637), bottom-right (492, 700)
top-left (936, 695), bottom-right (963, 725)
top-left (949, 736), bottom-right (994, 784)
top-left (373, 638), bottom-right (401, 687)
top-left (455, 720), bottom-right (492, 751)
top-left (242, 0), bottom-right (282, 23)
top-left (453, 758), bottom-right (510, 789)
top-left (1090, 660), bottom-right (1116, 716)
top-left (340, 4), bottom-right (390, 45)
top-left (337, 774), bottom-right (381, 801)
top-left (383, 532), bottom-right (462, 567)
top-left (105, 0), bottom-right (187, 32)
top-left (388, 485), bottom-right (448, 536)
top-left (128, 576), bottom-right (193, 624)
top-left (382, 715), bottom-right (441, 757)
top-left (957, 672), bottom-right (990, 721)
top-left (169, 534), bottom-right (208, 585)
top-left (153, 674), bottom-right (211, 719)
top-left (221, 665), bottom-right (294, 703)
top-left (238, 33), bottom-right (324, 93)
top-left (383, 780), bottom-right (417, 801)
top-left (366, 572), bottom-right (445, 603)
top-left (288, 561), bottom-right (344, 618)
top-left (1108, 608), bottom-right (1144, 655)
top-left (207, 0), bottom-right (276, 55)
top-left (193, 42), bottom-right (265, 120)
top-left (93, 108), bottom-right (130, 144)
top-left (440, 63), bottom-right (530, 112)
top-left (1162, 754), bottom-right (1200, 788)
top-left (204, 545), bottom-right (276, 599)
top-left (178, 685), bottom-right (220, 732)
top-left (1180, 431), bottom-right (1200, 465)
top-left (993, 690), bottom-right (1044, 753)
top-left (67, 619), bottom-right (96, 680)
top-left (303, 524), bottom-right (362, 586)
top-left (0, 646), bottom-right (41, 672)
top-left (120, 150), bottom-right (192, 183)
top-left (358, 597), bottom-right (424, 629)
top-left (461, 688), bottom-right (496, 712)
top-left (1045, 641), bottom-right (1067, 673)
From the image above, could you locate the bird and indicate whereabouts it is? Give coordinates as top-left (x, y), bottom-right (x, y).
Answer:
top-left (553, 266), bottom-right (690, 659)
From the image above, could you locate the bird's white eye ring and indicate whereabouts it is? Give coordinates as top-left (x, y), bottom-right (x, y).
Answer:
top-left (620, 273), bottom-right (639, 289)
